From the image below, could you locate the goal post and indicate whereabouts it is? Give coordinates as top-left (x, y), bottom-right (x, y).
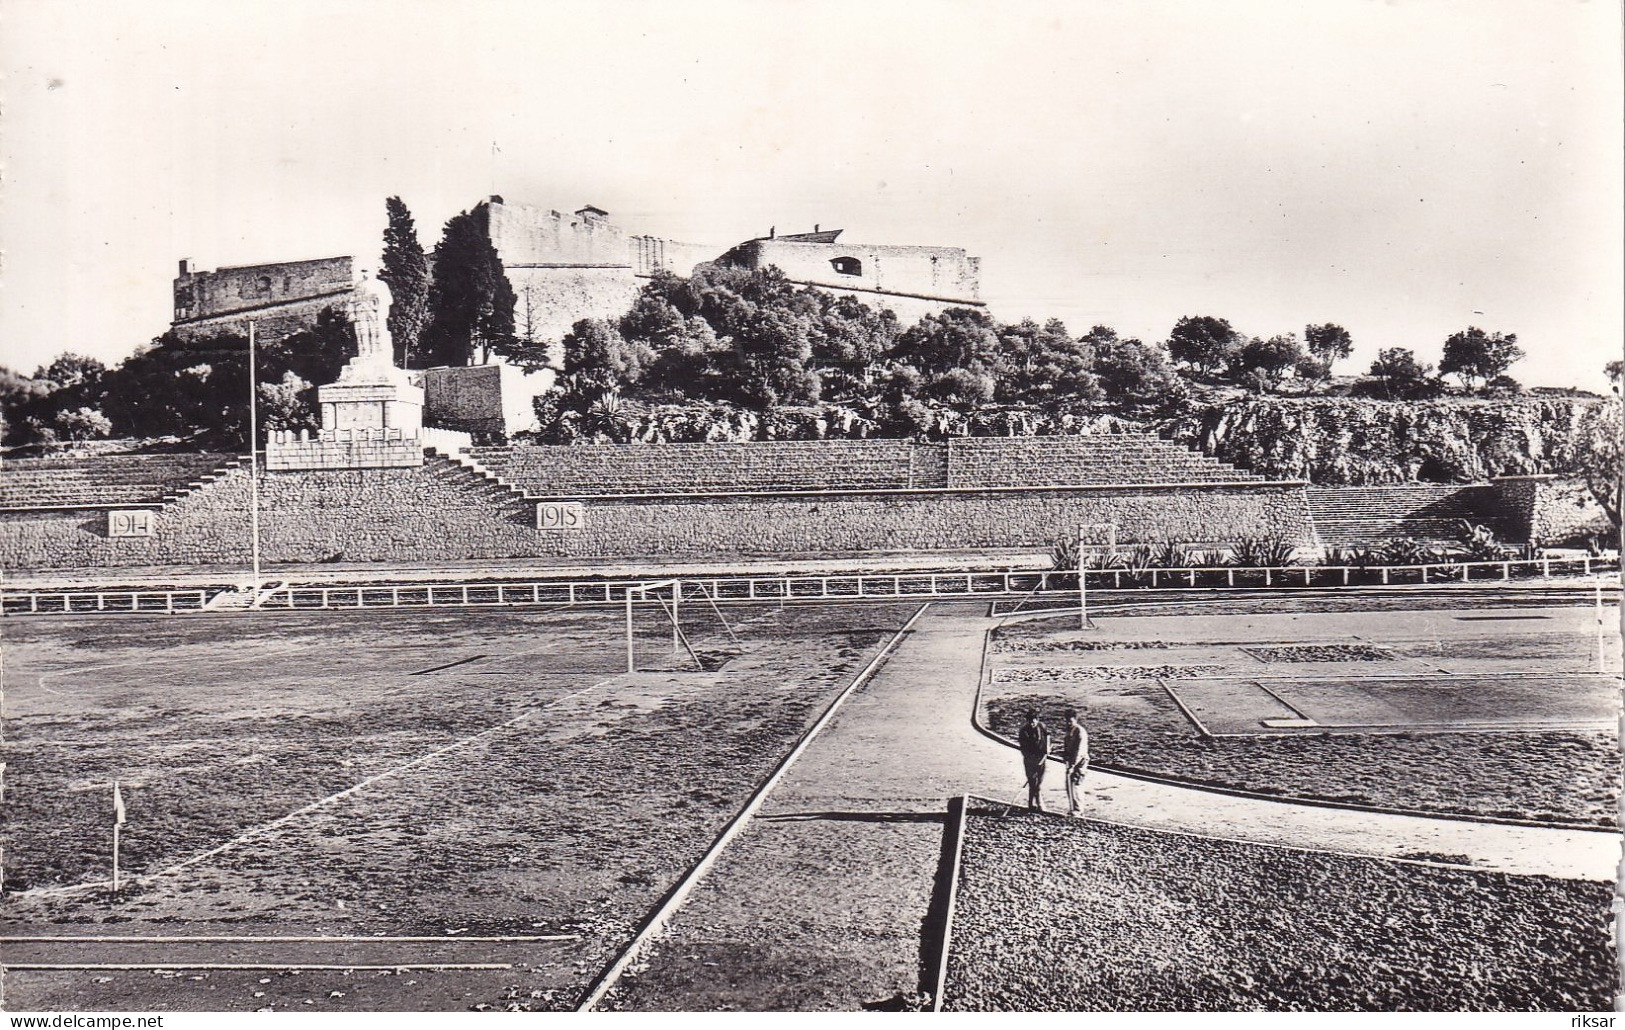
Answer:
top-left (1076, 523), bottom-right (1119, 631)
top-left (623, 579), bottom-right (739, 673)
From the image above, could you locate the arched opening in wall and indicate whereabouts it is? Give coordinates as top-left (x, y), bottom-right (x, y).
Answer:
top-left (830, 256), bottom-right (862, 277)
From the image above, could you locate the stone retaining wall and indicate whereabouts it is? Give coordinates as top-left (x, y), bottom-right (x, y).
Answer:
top-left (0, 462), bottom-right (1316, 572)
top-left (1516, 477), bottom-right (1616, 546)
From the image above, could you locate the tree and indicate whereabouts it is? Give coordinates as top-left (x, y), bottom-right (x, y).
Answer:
top-left (258, 371), bottom-right (317, 432)
top-left (1304, 323), bottom-right (1354, 370)
top-left (1359, 347), bottom-right (1442, 401)
top-left (893, 307), bottom-right (1002, 379)
top-left (619, 288), bottom-right (724, 399)
top-left (422, 203), bottom-right (517, 367)
top-left (1088, 327), bottom-right (1186, 409)
top-left (1166, 315), bottom-right (1239, 376)
top-left (1605, 359), bottom-right (1623, 392)
top-left (1234, 334), bottom-right (1305, 390)
top-left (1295, 353), bottom-right (1333, 382)
top-left (378, 196), bottom-right (431, 368)
top-left (36, 353), bottom-right (107, 390)
top-left (1439, 327), bottom-right (1524, 393)
top-left (558, 318), bottom-right (653, 401)
top-left (1573, 396), bottom-right (1622, 529)
top-left (52, 406), bottom-right (112, 442)
top-left (998, 318), bottom-right (1101, 404)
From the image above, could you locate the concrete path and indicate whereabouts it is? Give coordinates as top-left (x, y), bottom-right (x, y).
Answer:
top-left (612, 601), bottom-right (1618, 1010)
top-left (791, 602), bottom-right (1618, 880)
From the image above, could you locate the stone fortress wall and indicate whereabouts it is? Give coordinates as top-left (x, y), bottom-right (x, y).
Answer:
top-left (716, 232), bottom-right (982, 314)
top-left (170, 256), bottom-right (353, 343)
top-left (485, 198), bottom-right (644, 350)
top-left (166, 202), bottom-right (987, 365)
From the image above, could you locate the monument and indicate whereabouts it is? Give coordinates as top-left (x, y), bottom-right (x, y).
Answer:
top-left (318, 269), bottom-right (424, 433)
top-left (265, 269), bottom-right (433, 470)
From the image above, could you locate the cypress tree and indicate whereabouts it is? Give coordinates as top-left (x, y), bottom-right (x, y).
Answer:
top-left (423, 202), bottom-right (516, 366)
top-left (378, 196), bottom-right (431, 368)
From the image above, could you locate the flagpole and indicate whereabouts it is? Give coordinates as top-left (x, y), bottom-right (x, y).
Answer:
top-left (111, 780), bottom-right (121, 895)
top-left (248, 321), bottom-right (262, 594)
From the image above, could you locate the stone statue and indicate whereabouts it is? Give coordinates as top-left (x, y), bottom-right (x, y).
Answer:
top-left (349, 268), bottom-right (394, 363)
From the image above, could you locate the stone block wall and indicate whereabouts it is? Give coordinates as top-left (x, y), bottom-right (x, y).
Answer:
top-left (1501, 476), bottom-right (1617, 546)
top-left (0, 461), bottom-right (1317, 572)
top-left (421, 364), bottom-right (556, 437)
top-left (171, 256), bottom-right (352, 343)
top-left (471, 439), bottom-right (923, 495)
top-left (264, 429), bottom-right (424, 471)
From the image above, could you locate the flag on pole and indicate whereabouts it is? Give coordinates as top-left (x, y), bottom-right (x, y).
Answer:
top-left (113, 780), bottom-right (126, 825)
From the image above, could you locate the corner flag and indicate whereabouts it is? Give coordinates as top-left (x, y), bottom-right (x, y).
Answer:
top-left (113, 781), bottom-right (125, 825)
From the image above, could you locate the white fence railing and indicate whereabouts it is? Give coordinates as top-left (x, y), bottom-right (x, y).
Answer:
top-left (2, 555), bottom-right (1615, 616)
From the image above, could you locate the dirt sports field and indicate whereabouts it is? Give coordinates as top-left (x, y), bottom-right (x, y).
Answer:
top-left (2, 591), bottom-right (1618, 1012)
top-left (0, 601), bottom-right (921, 1012)
top-left (984, 604), bottom-right (1623, 826)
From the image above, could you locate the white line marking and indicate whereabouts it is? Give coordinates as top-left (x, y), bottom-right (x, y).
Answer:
top-left (0, 929), bottom-right (585, 935)
top-left (15, 676), bottom-right (619, 899)
top-left (2, 963), bottom-right (513, 971)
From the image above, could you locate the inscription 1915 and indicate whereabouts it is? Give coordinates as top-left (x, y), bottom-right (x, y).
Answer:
top-left (536, 501), bottom-right (585, 531)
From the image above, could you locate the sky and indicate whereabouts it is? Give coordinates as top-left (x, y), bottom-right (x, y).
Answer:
top-left (1, 0), bottom-right (1621, 389)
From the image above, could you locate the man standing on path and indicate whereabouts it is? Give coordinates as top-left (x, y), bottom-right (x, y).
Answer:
top-left (1018, 709), bottom-right (1051, 812)
top-left (1063, 708), bottom-right (1090, 816)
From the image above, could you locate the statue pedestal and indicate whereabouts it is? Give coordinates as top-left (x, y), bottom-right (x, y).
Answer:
top-left (266, 358), bottom-right (427, 471)
top-left (319, 366), bottom-right (424, 436)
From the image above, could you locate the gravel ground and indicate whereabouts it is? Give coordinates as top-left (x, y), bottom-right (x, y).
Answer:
top-left (985, 692), bottom-right (1620, 827)
top-left (994, 665), bottom-right (1226, 682)
top-left (1243, 644), bottom-right (1395, 662)
top-left (943, 803), bottom-right (1614, 1011)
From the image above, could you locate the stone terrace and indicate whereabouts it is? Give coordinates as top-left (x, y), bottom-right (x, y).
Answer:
top-left (1307, 485), bottom-right (1507, 549)
top-left (468, 439), bottom-right (921, 494)
top-left (943, 434), bottom-right (1264, 488)
top-left (0, 453), bottom-right (242, 510)
top-left (468, 433), bottom-right (1267, 498)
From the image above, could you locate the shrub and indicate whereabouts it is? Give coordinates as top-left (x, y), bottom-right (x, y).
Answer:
top-left (1228, 537), bottom-right (1297, 567)
top-left (1323, 545), bottom-right (1380, 569)
top-left (1375, 538), bottom-right (1448, 566)
top-left (1455, 521), bottom-right (1517, 561)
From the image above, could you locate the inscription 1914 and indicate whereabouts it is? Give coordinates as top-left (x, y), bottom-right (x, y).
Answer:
top-left (108, 510), bottom-right (156, 538)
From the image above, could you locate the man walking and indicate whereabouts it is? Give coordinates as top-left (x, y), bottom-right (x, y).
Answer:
top-left (1017, 709), bottom-right (1051, 812)
top-left (1062, 708), bottom-right (1090, 816)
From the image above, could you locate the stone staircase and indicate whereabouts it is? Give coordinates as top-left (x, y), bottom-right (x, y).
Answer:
top-left (0, 453), bottom-right (245, 510)
top-left (1307, 485), bottom-right (1507, 548)
top-left (160, 456), bottom-right (249, 504)
top-left (421, 450), bottom-right (533, 508)
top-left (202, 580), bottom-right (286, 612)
